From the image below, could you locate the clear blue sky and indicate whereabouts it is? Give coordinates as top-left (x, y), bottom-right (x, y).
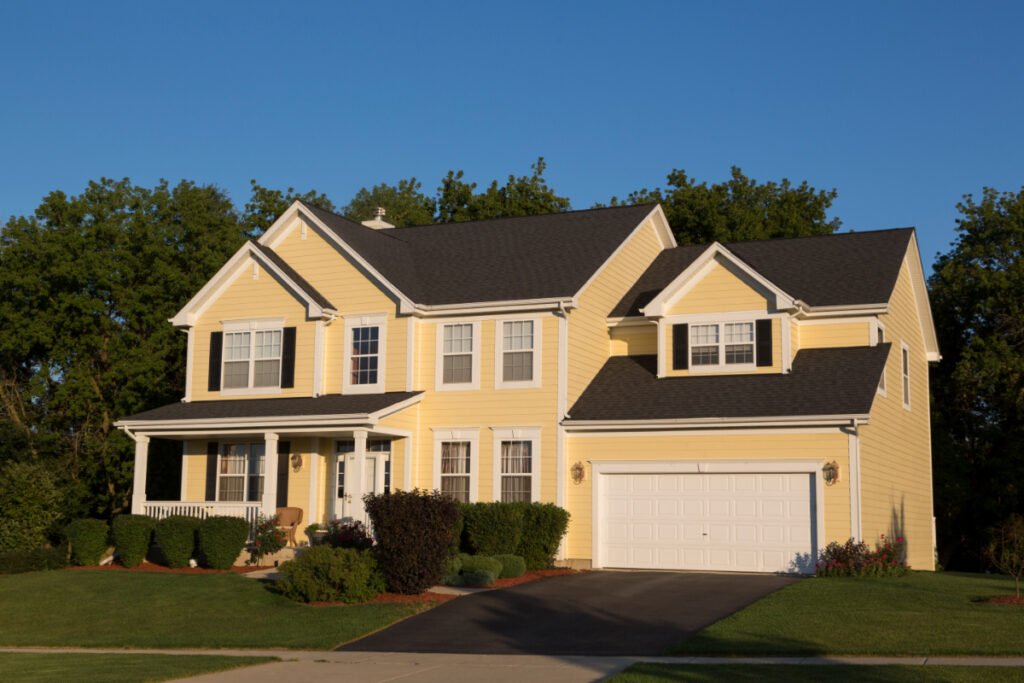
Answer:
top-left (2, 1), bottom-right (1022, 270)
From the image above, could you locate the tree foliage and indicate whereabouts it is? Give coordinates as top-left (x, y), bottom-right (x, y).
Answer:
top-left (243, 180), bottom-right (335, 236)
top-left (929, 186), bottom-right (1024, 569)
top-left (342, 178), bottom-right (436, 227)
top-left (435, 157), bottom-right (571, 223)
top-left (612, 166), bottom-right (840, 244)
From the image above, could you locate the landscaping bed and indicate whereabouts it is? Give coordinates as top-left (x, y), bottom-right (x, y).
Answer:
top-left (65, 563), bottom-right (266, 574)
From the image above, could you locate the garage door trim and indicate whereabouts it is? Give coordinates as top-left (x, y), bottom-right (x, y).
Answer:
top-left (591, 459), bottom-right (826, 572)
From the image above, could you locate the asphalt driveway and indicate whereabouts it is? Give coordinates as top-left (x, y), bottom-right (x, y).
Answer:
top-left (341, 571), bottom-right (796, 656)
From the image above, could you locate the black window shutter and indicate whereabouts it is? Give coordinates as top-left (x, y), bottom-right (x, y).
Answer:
top-left (207, 332), bottom-right (223, 391)
top-left (276, 441), bottom-right (290, 508)
top-left (205, 442), bottom-right (219, 501)
top-left (281, 327), bottom-right (296, 388)
top-left (756, 319), bottom-right (773, 367)
top-left (672, 324), bottom-right (689, 370)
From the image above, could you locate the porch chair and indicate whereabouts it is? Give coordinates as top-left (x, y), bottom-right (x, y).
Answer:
top-left (275, 507), bottom-right (303, 547)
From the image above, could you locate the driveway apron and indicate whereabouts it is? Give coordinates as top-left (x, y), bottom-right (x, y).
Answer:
top-left (340, 570), bottom-right (796, 656)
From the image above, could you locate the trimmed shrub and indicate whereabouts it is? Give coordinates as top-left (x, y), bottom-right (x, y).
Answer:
top-left (0, 461), bottom-right (63, 553)
top-left (461, 502), bottom-right (524, 555)
top-left (459, 568), bottom-right (497, 587)
top-left (197, 516), bottom-right (250, 569)
top-left (816, 535), bottom-right (909, 577)
top-left (64, 519), bottom-right (109, 566)
top-left (324, 520), bottom-right (373, 551)
top-left (459, 553), bottom-right (502, 577)
top-left (0, 546), bottom-right (67, 574)
top-left (493, 553), bottom-right (526, 579)
top-left (441, 555), bottom-right (463, 585)
top-left (154, 516), bottom-right (200, 568)
top-left (276, 546), bottom-right (385, 603)
top-left (111, 514), bottom-right (155, 567)
top-left (365, 489), bottom-right (463, 594)
top-left (517, 504), bottom-right (570, 570)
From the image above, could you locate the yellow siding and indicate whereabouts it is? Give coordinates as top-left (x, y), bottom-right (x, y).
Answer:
top-left (565, 431), bottom-right (851, 561)
top-left (858, 253), bottom-right (935, 569)
top-left (568, 219), bottom-right (664, 407)
top-left (662, 317), bottom-right (783, 377)
top-left (183, 440), bottom-right (208, 502)
top-left (799, 321), bottom-right (870, 349)
top-left (609, 325), bottom-right (658, 356)
top-left (666, 258), bottom-right (770, 315)
top-left (191, 264), bottom-right (314, 400)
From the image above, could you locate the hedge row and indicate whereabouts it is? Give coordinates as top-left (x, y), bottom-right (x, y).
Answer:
top-left (460, 502), bottom-right (569, 570)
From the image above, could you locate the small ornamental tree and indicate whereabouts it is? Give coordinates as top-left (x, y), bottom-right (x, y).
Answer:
top-left (364, 489), bottom-right (462, 594)
top-left (986, 514), bottom-right (1024, 598)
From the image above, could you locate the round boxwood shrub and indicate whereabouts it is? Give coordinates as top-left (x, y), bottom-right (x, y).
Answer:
top-left (276, 546), bottom-right (385, 603)
top-left (458, 553), bottom-right (503, 577)
top-left (493, 553), bottom-right (526, 579)
top-left (459, 568), bottom-right (496, 587)
top-left (441, 554), bottom-right (463, 585)
top-left (111, 514), bottom-right (155, 567)
top-left (64, 519), bottom-right (109, 566)
top-left (197, 516), bottom-right (250, 569)
top-left (154, 516), bottom-right (200, 568)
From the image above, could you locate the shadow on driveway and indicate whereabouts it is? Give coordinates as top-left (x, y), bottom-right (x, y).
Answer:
top-left (340, 570), bottom-right (797, 656)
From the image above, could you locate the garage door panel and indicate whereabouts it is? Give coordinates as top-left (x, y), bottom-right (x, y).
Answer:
top-left (600, 471), bottom-right (816, 574)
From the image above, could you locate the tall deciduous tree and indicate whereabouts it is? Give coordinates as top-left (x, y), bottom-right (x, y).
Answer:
top-left (436, 157), bottom-right (571, 223)
top-left (342, 178), bottom-right (436, 227)
top-left (929, 186), bottom-right (1024, 569)
top-left (613, 166), bottom-right (840, 244)
top-left (243, 180), bottom-right (335, 236)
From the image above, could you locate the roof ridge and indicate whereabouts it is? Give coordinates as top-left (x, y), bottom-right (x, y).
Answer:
top-left (722, 226), bottom-right (915, 248)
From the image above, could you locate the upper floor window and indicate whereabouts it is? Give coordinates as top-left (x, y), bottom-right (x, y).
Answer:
top-left (217, 320), bottom-right (290, 392)
top-left (344, 314), bottom-right (386, 394)
top-left (436, 321), bottom-right (480, 390)
top-left (901, 342), bottom-right (911, 409)
top-left (496, 320), bottom-right (541, 388)
top-left (691, 322), bottom-right (754, 367)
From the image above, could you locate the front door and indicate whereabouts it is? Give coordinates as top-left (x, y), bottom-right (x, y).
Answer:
top-left (334, 442), bottom-right (390, 521)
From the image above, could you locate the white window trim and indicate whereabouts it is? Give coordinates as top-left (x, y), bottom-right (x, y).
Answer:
top-left (494, 318), bottom-right (542, 389)
top-left (216, 442), bottom-right (265, 503)
top-left (872, 320), bottom-right (887, 396)
top-left (343, 313), bottom-right (387, 395)
top-left (491, 427), bottom-right (541, 503)
top-left (220, 318), bottom-right (285, 395)
top-left (687, 318), bottom-right (757, 374)
top-left (432, 428), bottom-right (480, 502)
top-left (435, 321), bottom-right (481, 391)
top-left (901, 341), bottom-right (911, 410)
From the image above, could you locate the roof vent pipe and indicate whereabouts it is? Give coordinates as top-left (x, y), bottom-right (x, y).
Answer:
top-left (361, 206), bottom-right (395, 230)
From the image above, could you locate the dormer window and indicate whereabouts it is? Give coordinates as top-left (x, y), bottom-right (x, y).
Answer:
top-left (670, 318), bottom-right (772, 373)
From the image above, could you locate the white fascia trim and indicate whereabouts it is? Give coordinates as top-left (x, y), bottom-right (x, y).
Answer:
top-left (431, 428), bottom-right (481, 502)
top-left (494, 317), bottom-right (543, 390)
top-left (846, 424), bottom-right (863, 541)
top-left (260, 201), bottom-right (417, 314)
top-left (590, 459), bottom-right (824, 475)
top-left (406, 317), bottom-right (415, 391)
top-left (171, 241), bottom-right (329, 327)
top-left (563, 414), bottom-right (870, 431)
top-left (116, 414), bottom-right (377, 431)
top-left (794, 303), bottom-right (889, 319)
top-left (413, 298), bottom-right (572, 317)
top-left (606, 316), bottom-right (651, 328)
top-left (342, 313), bottom-right (387, 395)
top-left (367, 394), bottom-right (424, 421)
top-left (642, 243), bottom-right (797, 318)
top-left (491, 426), bottom-right (542, 503)
top-left (567, 426), bottom-right (841, 437)
top-left (573, 207), bottom-right (670, 304)
top-left (904, 234), bottom-right (941, 362)
top-left (183, 328), bottom-right (194, 402)
top-left (435, 320), bottom-right (481, 392)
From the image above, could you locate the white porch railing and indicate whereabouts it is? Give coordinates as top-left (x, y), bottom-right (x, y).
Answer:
top-left (142, 501), bottom-right (261, 536)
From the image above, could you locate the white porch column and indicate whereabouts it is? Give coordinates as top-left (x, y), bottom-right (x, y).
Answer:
top-left (131, 435), bottom-right (150, 515)
top-left (262, 432), bottom-right (279, 517)
top-left (328, 444), bottom-right (339, 521)
top-left (308, 441), bottom-right (321, 526)
top-left (350, 429), bottom-right (368, 522)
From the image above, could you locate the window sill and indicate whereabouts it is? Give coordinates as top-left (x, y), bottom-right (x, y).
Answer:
top-left (220, 387), bottom-right (283, 396)
top-left (686, 364), bottom-right (759, 375)
top-left (343, 384), bottom-right (386, 395)
top-left (435, 381), bottom-right (480, 392)
top-left (495, 380), bottom-right (542, 390)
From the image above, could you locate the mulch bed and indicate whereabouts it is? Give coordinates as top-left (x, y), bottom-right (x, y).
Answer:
top-left (981, 595), bottom-right (1024, 605)
top-left (66, 562), bottom-right (266, 574)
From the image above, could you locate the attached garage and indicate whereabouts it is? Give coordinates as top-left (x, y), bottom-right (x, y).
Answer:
top-left (592, 462), bottom-right (823, 574)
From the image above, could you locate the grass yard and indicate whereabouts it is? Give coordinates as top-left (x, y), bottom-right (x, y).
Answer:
top-left (0, 653), bottom-right (273, 683)
top-left (610, 663), bottom-right (1024, 683)
top-left (0, 570), bottom-right (433, 650)
top-left (672, 572), bottom-right (1024, 656)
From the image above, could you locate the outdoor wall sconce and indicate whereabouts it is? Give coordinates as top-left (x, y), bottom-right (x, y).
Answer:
top-left (290, 453), bottom-right (303, 473)
top-left (570, 461), bottom-right (586, 485)
top-left (822, 460), bottom-right (840, 486)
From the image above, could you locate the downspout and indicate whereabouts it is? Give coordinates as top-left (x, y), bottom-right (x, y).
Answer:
top-left (847, 418), bottom-right (863, 541)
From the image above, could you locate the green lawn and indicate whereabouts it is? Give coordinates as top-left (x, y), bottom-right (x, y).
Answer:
top-left (610, 664), bottom-right (1024, 683)
top-left (0, 570), bottom-right (433, 649)
top-left (0, 653), bottom-right (274, 683)
top-left (672, 571), bottom-right (1023, 656)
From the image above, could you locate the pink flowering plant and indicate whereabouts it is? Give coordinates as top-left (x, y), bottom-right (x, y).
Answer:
top-left (248, 514), bottom-right (287, 566)
top-left (324, 519), bottom-right (374, 551)
top-left (816, 534), bottom-right (908, 577)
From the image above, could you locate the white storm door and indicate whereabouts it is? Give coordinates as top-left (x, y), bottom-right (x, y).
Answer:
top-left (336, 454), bottom-right (382, 520)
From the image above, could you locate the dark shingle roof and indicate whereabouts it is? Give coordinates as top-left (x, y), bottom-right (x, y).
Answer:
top-left (250, 241), bottom-right (335, 310)
top-left (566, 345), bottom-right (889, 422)
top-left (611, 229), bottom-right (914, 317)
top-left (119, 392), bottom-right (421, 423)
top-left (300, 202), bottom-right (657, 306)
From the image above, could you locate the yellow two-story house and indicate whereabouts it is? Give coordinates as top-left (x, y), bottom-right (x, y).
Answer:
top-left (117, 200), bottom-right (939, 572)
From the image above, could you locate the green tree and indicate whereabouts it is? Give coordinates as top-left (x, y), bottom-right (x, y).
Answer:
top-left (436, 157), bottom-right (571, 223)
top-left (242, 180), bottom-right (335, 236)
top-left (342, 178), bottom-right (436, 227)
top-left (612, 166), bottom-right (840, 244)
top-left (929, 186), bottom-right (1024, 569)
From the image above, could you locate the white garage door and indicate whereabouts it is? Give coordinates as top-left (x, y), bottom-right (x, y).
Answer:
top-left (599, 472), bottom-right (816, 573)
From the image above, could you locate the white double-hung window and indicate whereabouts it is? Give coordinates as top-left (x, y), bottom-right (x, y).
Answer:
top-left (343, 314), bottom-right (386, 394)
top-left (496, 319), bottom-right (541, 388)
top-left (433, 429), bottom-right (479, 503)
top-left (222, 321), bottom-right (283, 390)
top-left (492, 427), bottom-right (540, 503)
top-left (218, 443), bottom-right (265, 502)
top-left (690, 321), bottom-right (754, 369)
top-left (437, 322), bottom-right (480, 390)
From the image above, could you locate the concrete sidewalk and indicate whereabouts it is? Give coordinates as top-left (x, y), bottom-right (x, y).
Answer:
top-left (3, 648), bottom-right (1024, 683)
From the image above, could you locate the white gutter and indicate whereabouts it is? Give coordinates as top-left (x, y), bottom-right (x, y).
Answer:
top-left (563, 414), bottom-right (869, 431)
top-left (411, 297), bottom-right (575, 317)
